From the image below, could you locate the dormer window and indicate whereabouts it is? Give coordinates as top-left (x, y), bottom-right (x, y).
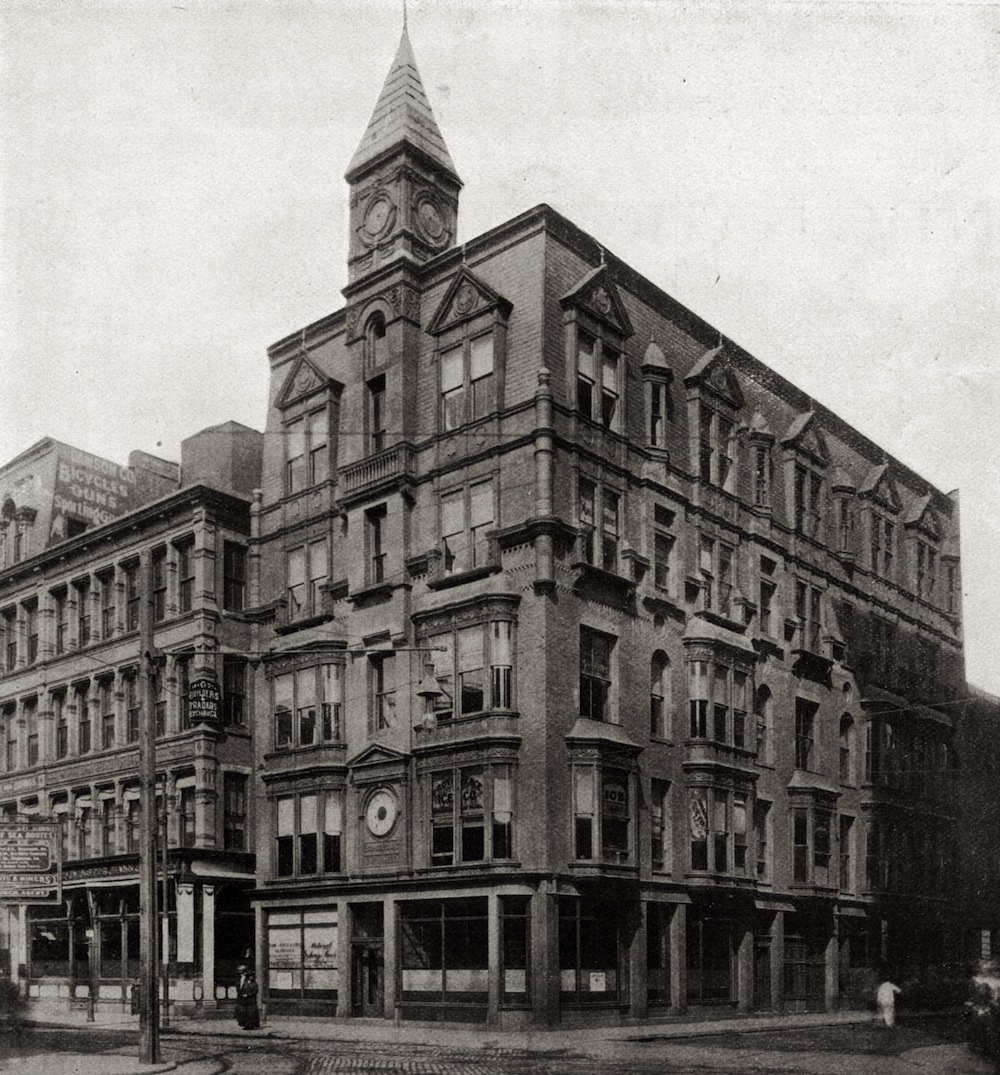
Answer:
top-left (576, 330), bottom-right (620, 430)
top-left (441, 332), bottom-right (494, 430)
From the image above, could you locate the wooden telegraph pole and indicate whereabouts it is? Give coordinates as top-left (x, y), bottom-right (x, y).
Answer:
top-left (138, 549), bottom-right (160, 1064)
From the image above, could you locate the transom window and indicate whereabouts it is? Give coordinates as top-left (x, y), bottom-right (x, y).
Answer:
top-left (287, 539), bottom-right (327, 621)
top-left (286, 408), bottom-right (329, 494)
top-left (441, 481), bottom-right (492, 576)
top-left (870, 511), bottom-right (895, 578)
top-left (441, 333), bottom-right (494, 430)
top-left (698, 403), bottom-right (734, 489)
top-left (793, 464), bottom-right (825, 539)
top-left (578, 479), bottom-right (621, 574)
top-left (576, 330), bottom-right (621, 430)
top-left (272, 663), bottom-right (343, 750)
top-left (580, 627), bottom-right (615, 722)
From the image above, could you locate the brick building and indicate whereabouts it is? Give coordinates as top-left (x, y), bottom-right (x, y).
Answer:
top-left (243, 27), bottom-right (970, 1028)
top-left (0, 423), bottom-right (262, 1018)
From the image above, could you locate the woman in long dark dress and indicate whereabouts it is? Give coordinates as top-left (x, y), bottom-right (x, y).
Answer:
top-left (235, 971), bottom-right (260, 1029)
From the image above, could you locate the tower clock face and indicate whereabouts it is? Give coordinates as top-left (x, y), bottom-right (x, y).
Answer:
top-left (365, 789), bottom-right (398, 837)
top-left (362, 195), bottom-right (394, 238)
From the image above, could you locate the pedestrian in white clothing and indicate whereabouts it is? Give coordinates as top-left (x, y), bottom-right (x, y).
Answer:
top-left (876, 977), bottom-right (902, 1027)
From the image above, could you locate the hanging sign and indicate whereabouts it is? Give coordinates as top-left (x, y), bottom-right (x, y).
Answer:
top-left (0, 819), bottom-right (62, 904)
top-left (188, 678), bottom-right (221, 725)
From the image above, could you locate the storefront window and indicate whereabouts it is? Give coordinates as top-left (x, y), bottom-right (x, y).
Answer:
top-left (266, 908), bottom-right (339, 1009)
top-left (558, 896), bottom-right (620, 1005)
top-left (500, 896), bottom-right (530, 1006)
top-left (399, 898), bottom-right (488, 1019)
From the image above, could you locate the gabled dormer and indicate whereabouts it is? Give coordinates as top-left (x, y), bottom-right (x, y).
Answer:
top-left (684, 345), bottom-right (743, 493)
top-left (275, 350), bottom-right (344, 501)
top-left (858, 463), bottom-right (901, 582)
top-left (903, 494), bottom-right (943, 605)
top-left (561, 265), bottom-right (634, 434)
top-left (781, 412), bottom-right (829, 543)
top-left (426, 266), bottom-right (513, 435)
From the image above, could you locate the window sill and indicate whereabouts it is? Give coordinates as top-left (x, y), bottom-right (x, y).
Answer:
top-left (275, 611), bottom-right (335, 636)
top-left (427, 564), bottom-right (500, 591)
top-left (414, 860), bottom-right (522, 876)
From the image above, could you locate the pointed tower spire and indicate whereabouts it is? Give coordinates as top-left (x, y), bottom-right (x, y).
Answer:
top-left (346, 23), bottom-right (458, 181)
top-left (344, 21), bottom-right (462, 284)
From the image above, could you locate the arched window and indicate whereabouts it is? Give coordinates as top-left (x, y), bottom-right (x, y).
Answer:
top-left (650, 651), bottom-right (671, 739)
top-left (754, 685), bottom-right (773, 764)
top-left (365, 312), bottom-right (387, 368)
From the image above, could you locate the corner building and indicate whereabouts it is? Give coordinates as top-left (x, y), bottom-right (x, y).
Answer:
top-left (251, 27), bottom-right (966, 1027)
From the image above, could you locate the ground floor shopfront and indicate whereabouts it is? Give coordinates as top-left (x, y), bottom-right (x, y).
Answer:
top-left (4, 870), bottom-right (254, 1017)
top-left (255, 880), bottom-right (893, 1028)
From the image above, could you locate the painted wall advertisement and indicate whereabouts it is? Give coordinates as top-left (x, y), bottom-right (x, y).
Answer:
top-left (0, 819), bottom-right (62, 903)
top-left (49, 445), bottom-right (139, 540)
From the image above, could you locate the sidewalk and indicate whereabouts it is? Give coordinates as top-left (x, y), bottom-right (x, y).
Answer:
top-left (14, 1009), bottom-right (994, 1075)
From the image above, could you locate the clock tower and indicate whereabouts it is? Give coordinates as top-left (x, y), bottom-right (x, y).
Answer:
top-left (345, 24), bottom-right (462, 284)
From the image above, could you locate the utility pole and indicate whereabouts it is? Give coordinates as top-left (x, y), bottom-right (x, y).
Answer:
top-left (139, 549), bottom-right (160, 1064)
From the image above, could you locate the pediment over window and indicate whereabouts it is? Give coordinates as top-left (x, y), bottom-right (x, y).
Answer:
top-left (745, 410), bottom-right (774, 442)
top-left (683, 345), bottom-right (744, 409)
top-left (903, 494), bottom-right (940, 538)
top-left (276, 350), bottom-right (342, 409)
top-left (829, 465), bottom-right (855, 493)
top-left (347, 742), bottom-right (410, 770)
top-left (858, 463), bottom-right (901, 513)
top-left (559, 265), bottom-right (634, 338)
top-left (425, 266), bottom-right (513, 335)
top-left (781, 411), bottom-right (828, 467)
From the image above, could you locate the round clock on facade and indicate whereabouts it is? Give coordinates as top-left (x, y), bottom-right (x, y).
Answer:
top-left (365, 789), bottom-right (398, 837)
top-left (362, 195), bottom-right (394, 238)
top-left (416, 196), bottom-right (446, 241)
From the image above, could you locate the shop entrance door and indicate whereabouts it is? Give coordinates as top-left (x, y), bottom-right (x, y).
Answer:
top-left (350, 903), bottom-right (385, 1017)
top-left (350, 942), bottom-right (383, 1016)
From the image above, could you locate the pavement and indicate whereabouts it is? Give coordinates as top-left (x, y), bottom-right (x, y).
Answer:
top-left (4, 1009), bottom-right (995, 1075)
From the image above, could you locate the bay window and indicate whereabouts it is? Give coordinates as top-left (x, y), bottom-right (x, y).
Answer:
top-left (688, 658), bottom-right (751, 748)
top-left (272, 662), bottom-right (344, 750)
top-left (689, 785), bottom-right (745, 874)
top-left (791, 803), bottom-right (833, 886)
top-left (429, 764), bottom-right (514, 866)
top-left (572, 764), bottom-right (631, 863)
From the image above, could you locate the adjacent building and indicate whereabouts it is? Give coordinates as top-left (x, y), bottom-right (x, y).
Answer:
top-left (246, 26), bottom-right (973, 1029)
top-left (0, 423), bottom-right (262, 1018)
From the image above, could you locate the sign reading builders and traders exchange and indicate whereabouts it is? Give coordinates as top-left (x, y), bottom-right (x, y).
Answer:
top-left (0, 819), bottom-right (62, 904)
top-left (188, 679), bottom-right (221, 727)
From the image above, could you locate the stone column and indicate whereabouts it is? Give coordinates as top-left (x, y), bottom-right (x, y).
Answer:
top-left (825, 922), bottom-right (839, 1011)
top-left (531, 882), bottom-right (560, 1028)
top-left (201, 885), bottom-right (215, 1006)
top-left (629, 900), bottom-right (648, 1020)
top-left (335, 904), bottom-right (351, 1018)
top-left (487, 892), bottom-right (501, 1026)
top-left (383, 898), bottom-right (397, 1020)
top-left (736, 906), bottom-right (754, 1013)
top-left (771, 910), bottom-right (785, 1012)
top-left (670, 902), bottom-right (688, 1014)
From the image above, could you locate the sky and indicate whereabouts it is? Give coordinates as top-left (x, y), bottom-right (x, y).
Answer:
top-left (1, 0), bottom-right (997, 692)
